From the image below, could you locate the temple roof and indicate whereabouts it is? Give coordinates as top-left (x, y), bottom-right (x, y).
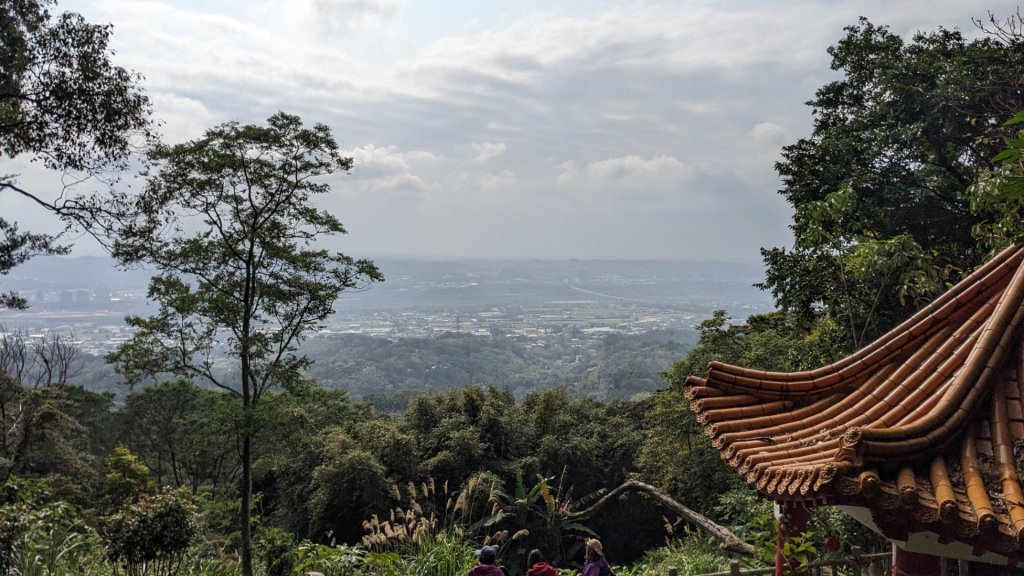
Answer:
top-left (684, 245), bottom-right (1024, 556)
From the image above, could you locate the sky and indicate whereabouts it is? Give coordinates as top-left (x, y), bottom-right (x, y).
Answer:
top-left (4, 0), bottom-right (1020, 264)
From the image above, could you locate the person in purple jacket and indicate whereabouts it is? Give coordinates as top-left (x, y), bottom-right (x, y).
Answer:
top-left (577, 539), bottom-right (611, 576)
top-left (467, 545), bottom-right (506, 576)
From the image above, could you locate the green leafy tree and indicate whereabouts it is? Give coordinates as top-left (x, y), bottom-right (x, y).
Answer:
top-left (100, 488), bottom-right (197, 576)
top-left (634, 381), bottom-right (740, 513)
top-left (668, 310), bottom-right (847, 379)
top-left (103, 112), bottom-right (382, 576)
top-left (403, 388), bottom-right (494, 486)
top-left (0, 329), bottom-right (114, 501)
top-left (116, 382), bottom-right (241, 492)
top-left (761, 16), bottom-right (1024, 345)
top-left (969, 110), bottom-right (1024, 250)
top-left (255, 384), bottom-right (374, 539)
top-left (0, 0), bottom-right (150, 308)
top-left (307, 430), bottom-right (389, 543)
top-left (351, 419), bottom-right (420, 482)
top-left (101, 446), bottom-right (154, 507)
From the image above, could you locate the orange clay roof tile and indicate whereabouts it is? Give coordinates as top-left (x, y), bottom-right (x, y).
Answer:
top-left (684, 244), bottom-right (1024, 556)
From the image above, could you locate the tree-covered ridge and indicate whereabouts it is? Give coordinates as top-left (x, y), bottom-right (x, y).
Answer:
top-left (304, 330), bottom-right (695, 405)
top-left (62, 329), bottom-right (696, 408)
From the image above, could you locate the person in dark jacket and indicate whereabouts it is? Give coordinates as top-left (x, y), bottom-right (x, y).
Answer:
top-left (526, 549), bottom-right (558, 576)
top-left (468, 545), bottom-right (506, 576)
top-left (578, 539), bottom-right (611, 576)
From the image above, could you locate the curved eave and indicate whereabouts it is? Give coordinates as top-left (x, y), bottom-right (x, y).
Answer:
top-left (683, 245), bottom-right (1024, 557)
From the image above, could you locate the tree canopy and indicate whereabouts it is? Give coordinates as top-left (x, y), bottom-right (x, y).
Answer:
top-left (760, 16), bottom-right (1024, 347)
top-left (0, 0), bottom-right (150, 308)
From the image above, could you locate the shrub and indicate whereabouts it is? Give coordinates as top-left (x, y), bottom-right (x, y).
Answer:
top-left (360, 551), bottom-right (403, 576)
top-left (637, 536), bottom-right (733, 576)
top-left (258, 527), bottom-right (297, 576)
top-left (100, 488), bottom-right (197, 576)
top-left (293, 541), bottom-right (365, 576)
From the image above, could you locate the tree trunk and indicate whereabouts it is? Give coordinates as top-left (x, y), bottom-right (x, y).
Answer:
top-left (564, 479), bottom-right (755, 557)
top-left (241, 257), bottom-right (255, 576)
top-left (241, 425), bottom-right (253, 576)
top-left (240, 347), bottom-right (254, 576)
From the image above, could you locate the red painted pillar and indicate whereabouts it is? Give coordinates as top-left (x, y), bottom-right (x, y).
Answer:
top-left (891, 545), bottom-right (941, 576)
top-left (774, 502), bottom-right (810, 576)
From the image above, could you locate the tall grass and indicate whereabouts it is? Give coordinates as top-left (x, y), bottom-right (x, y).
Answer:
top-left (3, 498), bottom-right (110, 576)
top-left (636, 535), bottom-right (734, 576)
top-left (401, 533), bottom-right (473, 576)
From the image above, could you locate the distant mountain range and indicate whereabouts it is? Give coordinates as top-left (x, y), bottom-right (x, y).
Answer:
top-left (1, 254), bottom-right (774, 313)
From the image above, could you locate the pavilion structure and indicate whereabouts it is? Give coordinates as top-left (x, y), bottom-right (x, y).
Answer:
top-left (684, 245), bottom-right (1024, 575)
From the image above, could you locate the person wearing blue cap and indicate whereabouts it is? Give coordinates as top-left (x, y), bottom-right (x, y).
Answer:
top-left (467, 545), bottom-right (506, 576)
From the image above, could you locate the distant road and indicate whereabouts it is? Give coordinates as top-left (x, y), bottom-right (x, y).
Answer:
top-left (564, 281), bottom-right (659, 306)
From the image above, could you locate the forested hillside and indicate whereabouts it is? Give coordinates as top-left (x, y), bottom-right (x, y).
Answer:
top-left (67, 329), bottom-right (696, 407)
top-left (303, 330), bottom-right (695, 405)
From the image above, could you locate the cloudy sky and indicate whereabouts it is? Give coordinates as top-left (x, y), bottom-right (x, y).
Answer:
top-left (5, 0), bottom-right (1019, 264)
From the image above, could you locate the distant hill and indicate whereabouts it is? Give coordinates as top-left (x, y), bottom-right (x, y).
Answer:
top-left (3, 255), bottom-right (770, 408)
top-left (71, 327), bottom-right (700, 409)
top-left (302, 328), bottom-right (698, 407)
top-left (3, 255), bottom-right (154, 292)
top-left (3, 255), bottom-right (772, 312)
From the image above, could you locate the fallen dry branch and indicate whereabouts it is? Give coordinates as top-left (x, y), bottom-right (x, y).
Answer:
top-left (564, 479), bottom-right (756, 557)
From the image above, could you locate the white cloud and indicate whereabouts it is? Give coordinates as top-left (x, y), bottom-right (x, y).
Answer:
top-left (346, 144), bottom-right (437, 174)
top-left (470, 142), bottom-right (506, 164)
top-left (150, 93), bottom-right (216, 142)
top-left (10, 0), bottom-right (1018, 262)
top-left (749, 122), bottom-right (787, 147)
top-left (296, 0), bottom-right (399, 35)
top-left (478, 170), bottom-right (516, 189)
top-left (335, 144), bottom-right (439, 197)
top-left (557, 155), bottom-right (689, 187)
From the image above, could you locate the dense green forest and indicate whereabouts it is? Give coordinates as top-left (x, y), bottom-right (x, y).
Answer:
top-left (5, 1), bottom-right (1024, 575)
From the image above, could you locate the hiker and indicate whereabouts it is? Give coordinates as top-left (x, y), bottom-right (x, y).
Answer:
top-left (578, 538), bottom-right (611, 576)
top-left (526, 549), bottom-right (558, 576)
top-left (467, 545), bottom-right (506, 576)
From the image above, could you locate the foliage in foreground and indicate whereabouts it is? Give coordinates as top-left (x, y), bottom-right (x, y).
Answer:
top-left (0, 478), bottom-right (106, 575)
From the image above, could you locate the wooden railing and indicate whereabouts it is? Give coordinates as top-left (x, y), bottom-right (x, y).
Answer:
top-left (686, 546), bottom-right (891, 576)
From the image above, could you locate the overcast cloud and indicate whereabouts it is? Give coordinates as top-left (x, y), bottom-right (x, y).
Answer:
top-left (3, 0), bottom-right (1018, 263)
